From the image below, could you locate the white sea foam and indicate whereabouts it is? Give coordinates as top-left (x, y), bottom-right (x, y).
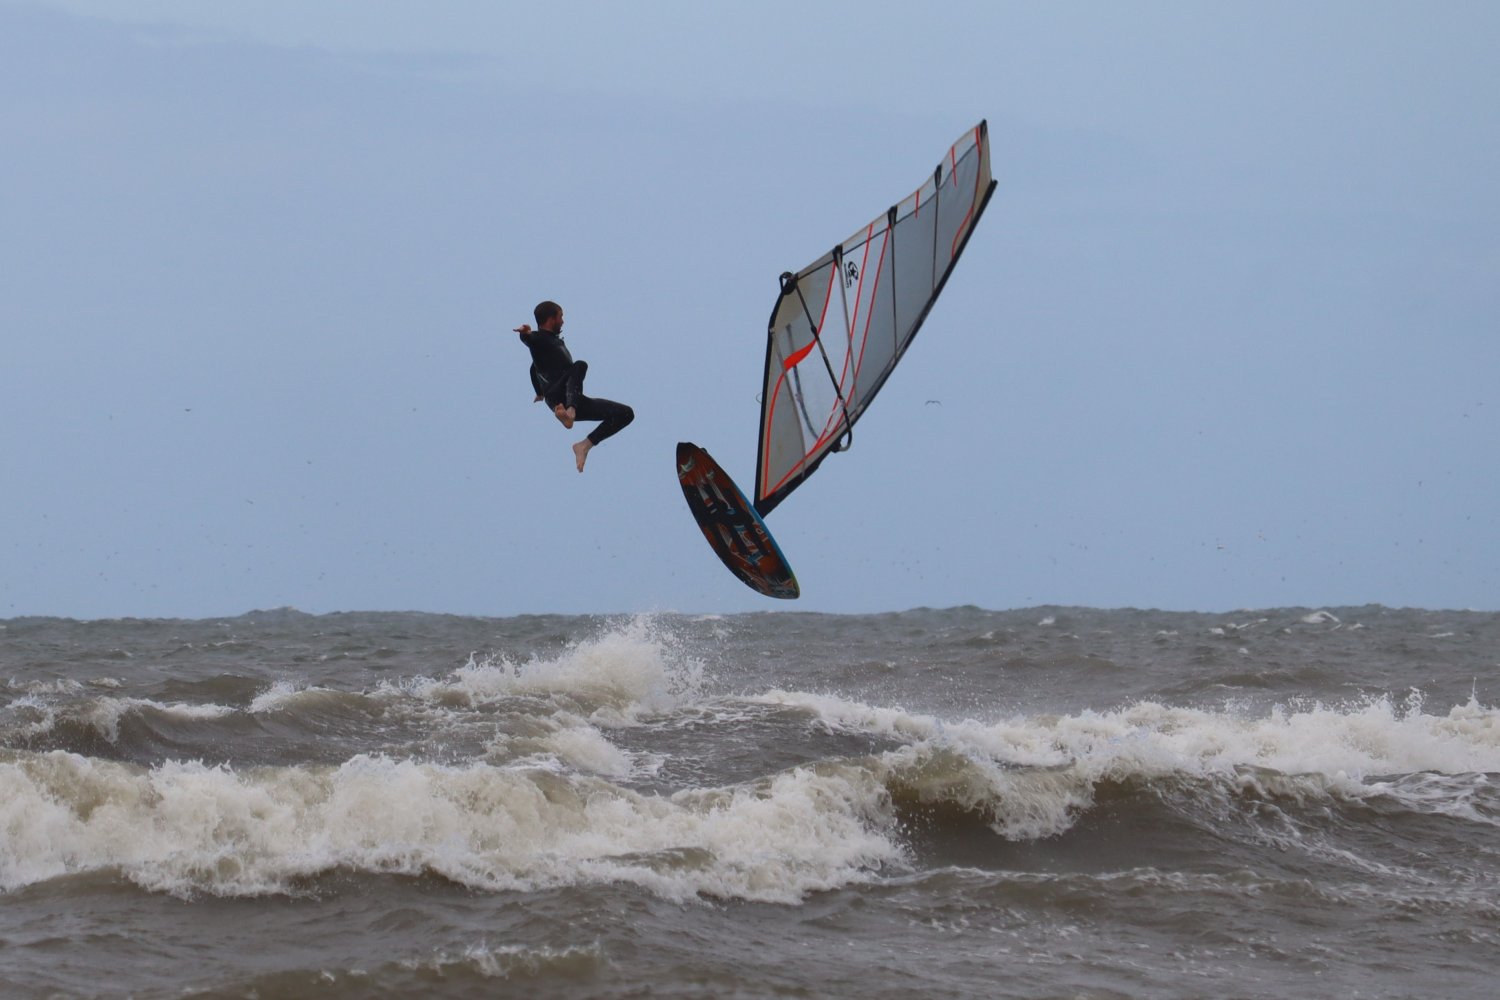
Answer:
top-left (5, 684), bottom-right (1495, 903)
top-left (536, 719), bottom-right (646, 778)
top-left (3, 695), bottom-right (58, 739)
top-left (0, 748), bottom-right (900, 903)
top-left (248, 679), bottom-right (309, 714)
top-left (8, 611), bottom-right (1493, 905)
top-left (3, 683), bottom-right (239, 743)
top-left (237, 619), bottom-right (704, 744)
top-left (6, 678), bottom-right (87, 696)
top-left (400, 941), bottom-right (608, 980)
top-left (753, 687), bottom-right (1500, 839)
top-left (70, 697), bottom-right (235, 742)
top-left (388, 617), bottom-right (706, 724)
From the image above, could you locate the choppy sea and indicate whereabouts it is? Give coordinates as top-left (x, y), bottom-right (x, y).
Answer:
top-left (2, 606), bottom-right (1498, 999)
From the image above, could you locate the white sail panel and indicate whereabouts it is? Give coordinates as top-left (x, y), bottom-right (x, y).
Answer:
top-left (761, 259), bottom-right (838, 495)
top-left (754, 121), bottom-right (996, 515)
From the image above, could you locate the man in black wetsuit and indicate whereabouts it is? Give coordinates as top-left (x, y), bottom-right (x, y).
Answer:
top-left (513, 300), bottom-right (634, 472)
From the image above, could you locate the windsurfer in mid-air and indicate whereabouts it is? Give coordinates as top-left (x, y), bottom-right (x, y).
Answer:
top-left (513, 300), bottom-right (634, 472)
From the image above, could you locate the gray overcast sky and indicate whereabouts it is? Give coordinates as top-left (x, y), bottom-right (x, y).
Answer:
top-left (3, 0), bottom-right (1497, 618)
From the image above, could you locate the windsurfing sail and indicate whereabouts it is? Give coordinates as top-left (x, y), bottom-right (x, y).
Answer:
top-left (753, 120), bottom-right (997, 516)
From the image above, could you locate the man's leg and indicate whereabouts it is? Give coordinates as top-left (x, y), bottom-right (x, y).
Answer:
top-left (548, 361), bottom-right (588, 428)
top-left (573, 395), bottom-right (634, 446)
top-left (567, 393), bottom-right (634, 472)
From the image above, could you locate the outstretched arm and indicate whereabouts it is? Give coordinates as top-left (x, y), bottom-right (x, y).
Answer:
top-left (513, 324), bottom-right (543, 399)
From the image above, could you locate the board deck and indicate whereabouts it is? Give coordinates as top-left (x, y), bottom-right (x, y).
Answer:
top-left (676, 442), bottom-right (799, 599)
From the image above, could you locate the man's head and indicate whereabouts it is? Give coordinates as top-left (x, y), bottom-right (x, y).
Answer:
top-left (534, 300), bottom-right (564, 332)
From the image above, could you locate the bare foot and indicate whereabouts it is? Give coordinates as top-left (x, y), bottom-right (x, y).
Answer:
top-left (553, 404), bottom-right (575, 429)
top-left (572, 439), bottom-right (592, 473)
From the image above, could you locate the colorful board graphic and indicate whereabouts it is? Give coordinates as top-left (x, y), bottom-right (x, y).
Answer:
top-left (676, 442), bottom-right (799, 599)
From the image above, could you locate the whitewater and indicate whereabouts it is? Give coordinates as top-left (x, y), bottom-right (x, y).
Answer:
top-left (2, 606), bottom-right (1497, 998)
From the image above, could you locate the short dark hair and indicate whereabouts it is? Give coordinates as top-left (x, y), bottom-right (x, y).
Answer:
top-left (534, 301), bottom-right (562, 326)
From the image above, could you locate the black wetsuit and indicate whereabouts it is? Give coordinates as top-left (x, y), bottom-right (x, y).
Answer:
top-left (519, 329), bottom-right (634, 446)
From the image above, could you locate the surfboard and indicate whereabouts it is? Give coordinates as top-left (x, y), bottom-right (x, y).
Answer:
top-left (676, 442), bottom-right (799, 599)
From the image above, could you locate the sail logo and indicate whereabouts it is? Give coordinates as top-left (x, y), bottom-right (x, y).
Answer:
top-left (843, 261), bottom-right (860, 288)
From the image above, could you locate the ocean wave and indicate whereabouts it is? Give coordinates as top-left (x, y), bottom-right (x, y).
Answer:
top-left (396, 941), bottom-right (609, 982)
top-left (0, 749), bottom-right (901, 904)
top-left (377, 615), bottom-right (708, 724)
top-left (5, 612), bottom-right (1497, 911)
top-left (754, 687), bottom-right (1500, 838)
top-left (205, 941), bottom-right (610, 997)
top-left (3, 694), bottom-right (237, 748)
top-left (3, 687), bottom-right (1496, 907)
top-left (3, 617), bottom-right (711, 766)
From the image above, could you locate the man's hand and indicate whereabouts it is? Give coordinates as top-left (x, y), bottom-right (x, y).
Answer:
top-left (514, 323), bottom-right (532, 336)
